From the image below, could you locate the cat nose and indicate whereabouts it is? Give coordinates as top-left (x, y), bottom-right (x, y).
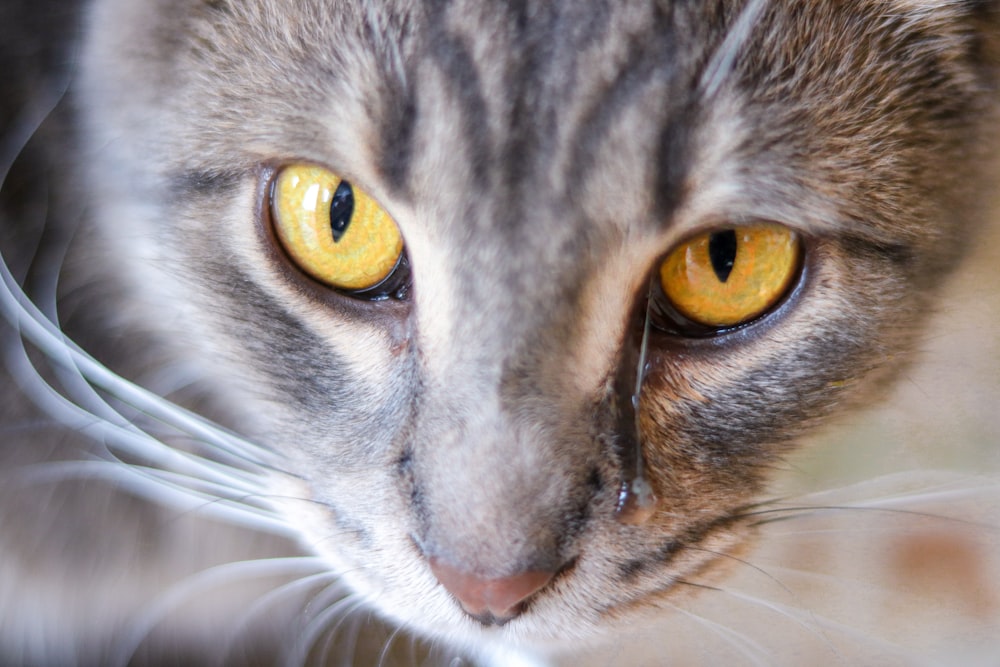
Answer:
top-left (428, 557), bottom-right (555, 625)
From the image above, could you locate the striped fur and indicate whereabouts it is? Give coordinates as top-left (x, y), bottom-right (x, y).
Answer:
top-left (1, 0), bottom-right (999, 665)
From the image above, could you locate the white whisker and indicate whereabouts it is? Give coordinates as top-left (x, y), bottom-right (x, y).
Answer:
top-left (221, 570), bottom-right (340, 661)
top-left (660, 600), bottom-right (775, 665)
top-left (693, 584), bottom-right (918, 662)
top-left (700, 0), bottom-right (769, 100)
top-left (3, 343), bottom-right (265, 492)
top-left (0, 252), bottom-right (275, 468)
top-left (111, 556), bottom-right (329, 667)
top-left (288, 581), bottom-right (370, 667)
top-left (3, 2), bottom-right (999, 665)
top-left (0, 55), bottom-right (73, 189)
top-left (1, 315), bottom-right (280, 491)
top-left (376, 624), bottom-right (407, 667)
top-left (3, 460), bottom-right (292, 534)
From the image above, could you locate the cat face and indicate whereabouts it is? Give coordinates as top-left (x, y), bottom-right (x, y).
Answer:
top-left (79, 0), bottom-right (999, 649)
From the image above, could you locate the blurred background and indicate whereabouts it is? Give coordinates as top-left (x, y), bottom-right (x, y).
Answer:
top-left (777, 203), bottom-right (1000, 495)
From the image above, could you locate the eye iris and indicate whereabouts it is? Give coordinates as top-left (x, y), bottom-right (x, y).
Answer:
top-left (659, 225), bottom-right (800, 329)
top-left (271, 165), bottom-right (403, 291)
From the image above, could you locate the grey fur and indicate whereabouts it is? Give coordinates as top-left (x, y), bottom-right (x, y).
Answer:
top-left (2, 0), bottom-right (1000, 665)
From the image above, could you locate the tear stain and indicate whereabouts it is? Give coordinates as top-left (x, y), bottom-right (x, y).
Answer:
top-left (889, 529), bottom-right (998, 619)
top-left (616, 475), bottom-right (657, 525)
top-left (614, 276), bottom-right (659, 525)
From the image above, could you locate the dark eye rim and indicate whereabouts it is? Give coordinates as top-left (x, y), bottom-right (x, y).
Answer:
top-left (344, 252), bottom-right (412, 301)
top-left (262, 162), bottom-right (412, 302)
top-left (649, 224), bottom-right (808, 339)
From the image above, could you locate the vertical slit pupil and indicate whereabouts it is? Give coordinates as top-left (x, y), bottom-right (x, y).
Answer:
top-left (708, 229), bottom-right (738, 283)
top-left (330, 180), bottom-right (355, 243)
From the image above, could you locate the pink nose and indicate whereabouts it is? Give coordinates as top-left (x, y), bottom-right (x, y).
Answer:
top-left (429, 558), bottom-right (555, 623)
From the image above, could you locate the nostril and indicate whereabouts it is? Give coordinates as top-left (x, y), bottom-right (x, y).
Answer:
top-left (428, 557), bottom-right (555, 623)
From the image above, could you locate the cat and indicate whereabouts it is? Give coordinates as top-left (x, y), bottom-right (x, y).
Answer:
top-left (2, 0), bottom-right (1000, 665)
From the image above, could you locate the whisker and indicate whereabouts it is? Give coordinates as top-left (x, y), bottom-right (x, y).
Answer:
top-left (736, 475), bottom-right (1000, 532)
top-left (111, 556), bottom-right (330, 667)
top-left (658, 599), bottom-right (774, 666)
top-left (700, 0), bottom-right (769, 100)
top-left (741, 563), bottom-right (915, 600)
top-left (0, 252), bottom-right (275, 468)
top-left (767, 473), bottom-right (999, 506)
top-left (744, 504), bottom-right (993, 530)
top-left (676, 578), bottom-right (924, 663)
top-left (20, 186), bottom-right (119, 425)
top-left (290, 581), bottom-right (371, 667)
top-left (376, 623), bottom-right (406, 667)
top-left (5, 458), bottom-right (293, 534)
top-left (0, 54), bottom-right (73, 191)
top-left (686, 545), bottom-right (793, 591)
top-left (3, 329), bottom-right (268, 490)
top-left (683, 587), bottom-right (841, 664)
top-left (221, 570), bottom-right (341, 662)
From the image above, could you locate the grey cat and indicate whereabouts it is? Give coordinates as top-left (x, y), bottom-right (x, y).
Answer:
top-left (2, 0), bottom-right (1000, 665)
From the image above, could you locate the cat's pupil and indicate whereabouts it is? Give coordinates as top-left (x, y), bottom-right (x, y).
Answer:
top-left (708, 229), bottom-right (738, 283)
top-left (329, 180), bottom-right (355, 243)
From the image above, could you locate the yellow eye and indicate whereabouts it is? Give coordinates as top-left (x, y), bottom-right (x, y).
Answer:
top-left (658, 224), bottom-right (800, 328)
top-left (271, 164), bottom-right (403, 291)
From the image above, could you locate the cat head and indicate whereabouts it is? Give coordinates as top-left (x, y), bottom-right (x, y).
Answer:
top-left (78, 0), bottom-right (999, 649)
